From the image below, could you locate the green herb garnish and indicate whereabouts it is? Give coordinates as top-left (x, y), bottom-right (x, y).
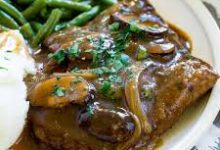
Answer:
top-left (142, 88), bottom-right (153, 101)
top-left (89, 36), bottom-right (110, 67)
top-left (48, 41), bottom-right (81, 64)
top-left (101, 80), bottom-right (111, 96)
top-left (108, 59), bottom-right (124, 73)
top-left (71, 67), bottom-right (80, 73)
top-left (72, 76), bottom-right (82, 84)
top-left (137, 46), bottom-right (148, 60)
top-left (52, 85), bottom-right (65, 97)
top-left (130, 23), bottom-right (141, 33)
top-left (115, 26), bottom-right (131, 52)
top-left (109, 22), bottom-right (120, 32)
top-left (67, 43), bottom-right (80, 58)
top-left (127, 67), bottom-right (134, 80)
top-left (48, 50), bottom-right (66, 64)
top-left (108, 75), bottom-right (122, 83)
top-left (92, 67), bottom-right (105, 76)
top-left (186, 53), bottom-right (193, 60)
top-left (56, 76), bottom-right (61, 81)
top-left (86, 104), bottom-right (94, 116)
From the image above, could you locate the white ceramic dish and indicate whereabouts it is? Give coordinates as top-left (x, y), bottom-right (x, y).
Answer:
top-left (150, 0), bottom-right (220, 149)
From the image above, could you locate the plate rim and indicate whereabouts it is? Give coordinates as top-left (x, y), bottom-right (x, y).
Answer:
top-left (168, 0), bottom-right (220, 149)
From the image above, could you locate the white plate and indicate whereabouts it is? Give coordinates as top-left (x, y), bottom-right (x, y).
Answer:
top-left (150, 0), bottom-right (220, 150)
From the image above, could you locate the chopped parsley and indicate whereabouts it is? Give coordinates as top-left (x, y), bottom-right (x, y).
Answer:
top-left (48, 41), bottom-right (81, 64)
top-left (90, 53), bottom-right (130, 76)
top-left (52, 85), bottom-right (66, 97)
top-left (101, 80), bottom-right (111, 96)
top-left (108, 59), bottom-right (124, 73)
top-left (67, 43), bottom-right (80, 58)
top-left (56, 76), bottom-right (61, 81)
top-left (109, 22), bottom-right (120, 32)
top-left (137, 46), bottom-right (148, 60)
top-left (71, 67), bottom-right (80, 73)
top-left (100, 75), bottom-right (122, 98)
top-left (115, 26), bottom-right (131, 52)
top-left (88, 36), bottom-right (111, 67)
top-left (108, 75), bottom-right (122, 83)
top-left (92, 67), bottom-right (106, 76)
top-left (141, 88), bottom-right (154, 101)
top-left (86, 104), bottom-right (94, 116)
top-left (71, 76), bottom-right (82, 84)
top-left (128, 18), bottom-right (141, 33)
top-left (48, 50), bottom-right (66, 64)
top-left (186, 53), bottom-right (193, 60)
top-left (120, 53), bottom-right (130, 65)
top-left (127, 67), bottom-right (135, 80)
top-left (130, 23), bottom-right (141, 33)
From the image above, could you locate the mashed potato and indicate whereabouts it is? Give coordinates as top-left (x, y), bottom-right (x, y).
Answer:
top-left (0, 30), bottom-right (36, 149)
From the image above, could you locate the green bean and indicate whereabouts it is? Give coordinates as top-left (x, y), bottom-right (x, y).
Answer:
top-left (42, 8), bottom-right (76, 20)
top-left (100, 0), bottom-right (117, 5)
top-left (0, 10), bottom-right (19, 29)
top-left (17, 0), bottom-right (34, 5)
top-left (80, 0), bottom-right (93, 5)
top-left (20, 23), bottom-right (35, 40)
top-left (70, 0), bottom-right (83, 2)
top-left (22, 0), bottom-right (47, 20)
top-left (0, 0), bottom-right (26, 25)
top-left (3, 0), bottom-right (12, 4)
top-left (30, 21), bottom-right (43, 32)
top-left (40, 7), bottom-right (51, 19)
top-left (32, 9), bottom-right (62, 47)
top-left (47, 0), bottom-right (91, 12)
top-left (41, 7), bottom-right (74, 20)
top-left (60, 9), bottom-right (75, 20)
top-left (0, 25), bottom-right (9, 32)
top-left (55, 6), bottom-right (100, 31)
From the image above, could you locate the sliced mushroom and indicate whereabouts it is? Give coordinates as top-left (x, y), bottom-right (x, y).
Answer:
top-left (113, 13), bottom-right (168, 35)
top-left (148, 39), bottom-right (175, 54)
top-left (136, 39), bottom-right (175, 58)
top-left (29, 75), bottom-right (95, 108)
top-left (112, 2), bottom-right (168, 36)
top-left (79, 104), bottom-right (135, 143)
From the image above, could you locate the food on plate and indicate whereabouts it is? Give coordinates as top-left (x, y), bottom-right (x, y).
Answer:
top-left (0, 0), bottom-right (218, 150)
top-left (29, 75), bottom-right (95, 108)
top-left (0, 30), bottom-right (35, 150)
top-left (0, 0), bottom-right (116, 47)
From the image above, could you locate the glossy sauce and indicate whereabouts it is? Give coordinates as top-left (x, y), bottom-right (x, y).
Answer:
top-left (11, 1), bottom-right (219, 150)
top-left (11, 26), bottom-right (191, 150)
